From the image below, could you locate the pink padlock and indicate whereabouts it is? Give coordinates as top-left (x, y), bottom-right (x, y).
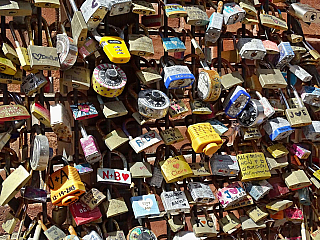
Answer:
top-left (262, 40), bottom-right (279, 55)
top-left (217, 182), bottom-right (246, 208)
top-left (80, 123), bottom-right (102, 164)
top-left (289, 143), bottom-right (311, 160)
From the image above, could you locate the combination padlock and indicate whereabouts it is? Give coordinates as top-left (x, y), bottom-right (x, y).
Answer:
top-left (237, 94), bottom-right (265, 127)
top-left (223, 85), bottom-right (251, 118)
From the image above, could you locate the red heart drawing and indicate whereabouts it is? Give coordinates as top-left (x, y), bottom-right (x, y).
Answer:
top-left (173, 163), bottom-right (180, 169)
top-left (201, 220), bottom-right (206, 224)
top-left (122, 173), bottom-right (129, 181)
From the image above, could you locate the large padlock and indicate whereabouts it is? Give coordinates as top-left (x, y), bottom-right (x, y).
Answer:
top-left (130, 182), bottom-right (160, 219)
top-left (187, 122), bottom-right (223, 155)
top-left (279, 87), bottom-right (312, 128)
top-left (97, 150), bottom-right (131, 185)
top-left (190, 207), bottom-right (217, 238)
top-left (159, 26), bottom-right (186, 53)
top-left (91, 25), bottom-right (130, 64)
top-left (99, 186), bottom-right (128, 217)
top-left (257, 61), bottom-right (287, 89)
top-left (97, 94), bottom-right (128, 119)
top-left (50, 92), bottom-right (72, 142)
top-left (263, 117), bottom-right (294, 141)
top-left (92, 63), bottom-right (127, 97)
top-left (237, 34), bottom-right (266, 60)
top-left (80, 0), bottom-right (108, 31)
top-left (67, 91), bottom-right (98, 120)
top-left (96, 119), bottom-right (129, 151)
top-left (79, 123), bottom-right (102, 164)
top-left (21, 72), bottom-right (48, 96)
top-left (30, 124), bottom-right (49, 171)
top-left (206, 1), bottom-right (223, 44)
top-left (182, 0), bottom-right (209, 26)
top-left (132, 57), bottom-right (162, 85)
top-left (123, 118), bottom-right (161, 153)
top-left (47, 155), bottom-right (86, 206)
top-left (0, 92), bottom-right (30, 122)
top-left (31, 94), bottom-right (51, 127)
top-left (222, 2), bottom-right (246, 25)
top-left (223, 85), bottom-right (251, 118)
top-left (56, 20), bottom-right (78, 70)
top-left (160, 183), bottom-right (190, 214)
top-left (128, 23), bottom-right (154, 57)
top-left (25, 16), bottom-right (60, 70)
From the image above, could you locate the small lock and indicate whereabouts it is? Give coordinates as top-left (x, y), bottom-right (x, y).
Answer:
top-left (240, 127), bottom-right (262, 140)
top-left (156, 119), bottom-right (184, 145)
top-left (237, 36), bottom-right (266, 60)
top-left (301, 85), bottom-right (320, 107)
top-left (188, 182), bottom-right (215, 203)
top-left (128, 23), bottom-right (154, 57)
top-left (283, 170), bottom-right (311, 190)
top-left (223, 85), bottom-right (251, 118)
top-left (168, 92), bottom-right (188, 118)
top-left (276, 35), bottom-right (295, 69)
top-left (22, 72), bottom-right (48, 97)
top-left (302, 121), bottom-right (320, 142)
top-left (97, 94), bottom-right (128, 119)
top-left (217, 182), bottom-right (247, 208)
top-left (265, 141), bottom-right (289, 159)
top-left (79, 123), bottom-right (102, 164)
top-left (223, 2), bottom-right (246, 25)
top-left (80, 0), bottom-right (108, 31)
top-left (159, 26), bottom-right (186, 53)
top-left (244, 180), bottom-right (273, 201)
top-left (164, 3), bottom-right (187, 18)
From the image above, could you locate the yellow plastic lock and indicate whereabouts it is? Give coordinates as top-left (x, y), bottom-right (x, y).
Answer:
top-left (187, 122), bottom-right (223, 155)
top-left (100, 36), bottom-right (131, 64)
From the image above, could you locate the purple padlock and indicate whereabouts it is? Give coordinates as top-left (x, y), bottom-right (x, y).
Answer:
top-left (80, 123), bottom-right (102, 164)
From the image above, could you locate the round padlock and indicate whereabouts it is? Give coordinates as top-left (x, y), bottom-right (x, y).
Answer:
top-left (137, 89), bottom-right (170, 119)
top-left (237, 99), bottom-right (265, 127)
top-left (92, 63), bottom-right (127, 97)
top-left (127, 226), bottom-right (157, 240)
top-left (197, 69), bottom-right (221, 102)
top-left (30, 132), bottom-right (49, 171)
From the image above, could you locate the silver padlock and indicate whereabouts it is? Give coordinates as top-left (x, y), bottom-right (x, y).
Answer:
top-left (263, 117), bottom-right (294, 141)
top-left (206, 1), bottom-right (223, 44)
top-left (237, 98), bottom-right (265, 127)
top-left (21, 72), bottom-right (48, 96)
top-left (288, 3), bottom-right (320, 24)
top-left (80, 0), bottom-right (108, 31)
top-left (223, 85), bottom-right (250, 118)
top-left (288, 64), bottom-right (312, 82)
top-left (237, 38), bottom-right (266, 60)
top-left (302, 121), bottom-right (320, 142)
top-left (256, 91), bottom-right (275, 119)
top-left (276, 35), bottom-right (295, 69)
top-left (222, 2), bottom-right (246, 25)
top-left (187, 182), bottom-right (215, 203)
top-left (104, 0), bottom-right (132, 16)
top-left (301, 85), bottom-right (320, 107)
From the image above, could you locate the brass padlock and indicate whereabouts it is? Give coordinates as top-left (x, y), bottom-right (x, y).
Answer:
top-left (257, 61), bottom-right (287, 89)
top-left (128, 23), bottom-right (154, 57)
top-left (2, 198), bottom-right (24, 234)
top-left (0, 35), bottom-right (19, 65)
top-left (156, 119), bottom-right (184, 145)
top-left (132, 56), bottom-right (162, 85)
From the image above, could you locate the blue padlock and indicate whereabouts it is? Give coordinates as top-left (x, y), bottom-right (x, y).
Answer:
top-left (163, 65), bottom-right (195, 89)
top-left (159, 26), bottom-right (186, 53)
top-left (276, 40), bottom-right (295, 69)
top-left (263, 117), bottom-right (295, 141)
top-left (222, 85), bottom-right (250, 118)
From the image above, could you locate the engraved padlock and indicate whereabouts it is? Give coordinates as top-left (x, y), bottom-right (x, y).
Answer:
top-left (80, 0), bottom-right (108, 31)
top-left (222, 2), bottom-right (246, 25)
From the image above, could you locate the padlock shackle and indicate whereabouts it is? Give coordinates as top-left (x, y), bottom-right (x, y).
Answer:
top-left (19, 126), bottom-right (27, 150)
top-left (84, 224), bottom-right (103, 238)
top-left (211, 57), bottom-right (235, 73)
top-left (128, 82), bottom-right (138, 99)
top-left (278, 88), bottom-right (290, 109)
top-left (179, 143), bottom-right (192, 155)
top-left (128, 23), bottom-right (149, 37)
top-left (8, 21), bottom-right (21, 48)
top-left (25, 16), bottom-right (34, 46)
top-left (96, 119), bottom-right (119, 138)
top-left (78, 122), bottom-right (88, 138)
top-left (124, 91), bottom-right (138, 113)
top-left (155, 119), bottom-right (175, 133)
top-left (102, 219), bottom-right (120, 238)
top-left (159, 26), bottom-right (178, 39)
top-left (34, 93), bottom-right (51, 110)
top-left (54, 92), bottom-right (65, 106)
top-left (160, 55), bottom-right (178, 68)
top-left (241, 61), bottom-right (252, 78)
top-left (217, 1), bottom-right (223, 14)
top-left (236, 28), bottom-right (254, 38)
top-left (290, 85), bottom-right (304, 108)
top-left (96, 94), bottom-right (104, 106)
top-left (66, 90), bottom-right (89, 105)
top-left (101, 150), bottom-right (128, 170)
top-left (122, 118), bottom-right (137, 139)
top-left (130, 56), bottom-right (153, 72)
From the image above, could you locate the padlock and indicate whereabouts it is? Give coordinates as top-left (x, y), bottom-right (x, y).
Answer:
top-left (99, 186), bottom-right (128, 217)
top-left (289, 143), bottom-right (311, 160)
top-left (301, 85), bottom-right (320, 107)
top-left (223, 85), bottom-right (251, 118)
top-left (0, 92), bottom-right (30, 122)
top-left (48, 155), bottom-right (86, 206)
top-left (128, 83), bottom-right (170, 119)
top-left (303, 121), bottom-right (320, 142)
top-left (159, 145), bottom-right (193, 183)
top-left (187, 31), bottom-right (205, 59)
top-left (217, 181), bottom-right (247, 208)
top-left (260, 4), bottom-right (287, 31)
top-left (96, 119), bottom-right (129, 151)
top-left (244, 180), bottom-right (273, 201)
top-left (34, 0), bottom-right (59, 9)
top-left (61, 0), bottom-right (87, 47)
top-left (0, 35), bottom-right (19, 65)
top-left (263, 117), bottom-right (294, 141)
top-left (239, 0), bottom-right (256, 16)
top-left (159, 26), bottom-right (186, 53)
top-left (190, 207), bottom-right (217, 238)
top-left (80, 0), bottom-right (108, 32)
top-left (283, 170), bottom-right (311, 190)
top-left (78, 37), bottom-right (100, 60)
top-left (222, 2), bottom-right (246, 25)
top-left (0, 69), bottom-right (22, 84)
top-left (212, 58), bottom-right (244, 90)
top-left (141, 1), bottom-right (162, 27)
top-left (207, 119), bottom-right (228, 136)
top-left (168, 92), bottom-right (188, 118)
top-left (67, 91), bottom-right (99, 120)
top-left (187, 122), bottom-right (222, 155)
top-left (262, 37), bottom-right (279, 55)
top-left (160, 183), bottom-right (190, 214)
top-left (52, 206), bottom-right (67, 226)
top-left (0, 0), bottom-right (32, 16)
top-left (128, 23), bottom-right (154, 57)
top-left (70, 202), bottom-right (102, 226)
top-left (2, 198), bottom-right (24, 234)
top-left (236, 141), bottom-right (271, 181)
top-left (128, 149), bottom-right (152, 178)
top-left (240, 215), bottom-right (266, 231)
top-left (80, 187), bottom-right (106, 210)
top-left (30, 124), bottom-right (49, 171)
top-left (156, 119), bottom-right (183, 145)
top-left (182, 0), bottom-right (209, 26)
top-left (275, 34), bottom-right (295, 69)
top-left (0, 165), bottom-right (31, 206)
top-left (197, 60), bottom-right (221, 102)
top-left (82, 224), bottom-right (103, 240)
top-left (188, 182), bottom-right (215, 203)
top-left (31, 94), bottom-right (51, 127)
top-left (164, 3), bottom-right (187, 18)
top-left (189, 91), bottom-right (212, 115)
top-left (237, 92), bottom-right (265, 127)
top-left (257, 61), bottom-right (287, 89)
top-left (132, 57), bottom-right (162, 85)
top-left (308, 163), bottom-right (320, 183)
top-left (266, 199), bottom-right (293, 212)
top-left (56, 20), bottom-right (78, 70)
top-left (123, 118), bottom-right (161, 153)
top-left (91, 25), bottom-right (130, 64)
top-left (240, 127), bottom-right (262, 140)
top-left (132, 0), bottom-right (155, 15)
top-left (79, 123), bottom-right (102, 164)
top-left (288, 3), bottom-right (320, 24)
top-left (288, 64), bottom-right (312, 82)
top-left (92, 63), bottom-right (127, 97)
top-left (206, 1), bottom-right (223, 44)
top-left (279, 87), bottom-right (312, 128)
top-left (25, 16), bottom-right (60, 70)
top-left (167, 214), bottom-right (185, 233)
top-left (237, 37), bottom-right (266, 61)
top-left (130, 182), bottom-right (160, 219)
top-left (104, 0), bottom-right (131, 16)
top-left (246, 205), bottom-right (269, 223)
top-left (97, 150), bottom-right (131, 185)
top-left (242, 14), bottom-right (259, 25)
top-left (127, 217), bottom-right (157, 240)
top-left (97, 94), bottom-right (128, 119)
top-left (0, 127), bottom-right (13, 153)
top-left (266, 142), bottom-right (289, 159)
top-left (62, 62), bottom-right (90, 90)
top-left (38, 218), bottom-right (67, 240)
top-left (50, 92), bottom-right (73, 141)
top-left (148, 144), bottom-right (165, 188)
top-left (21, 72), bottom-right (48, 96)
top-left (302, 40), bottom-right (320, 62)
top-left (102, 219), bottom-right (126, 240)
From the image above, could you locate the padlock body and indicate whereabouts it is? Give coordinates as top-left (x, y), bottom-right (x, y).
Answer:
top-left (63, 66), bottom-right (90, 90)
top-left (105, 0), bottom-right (132, 16)
top-left (31, 101), bottom-right (51, 127)
top-left (0, 0), bottom-right (32, 16)
top-left (237, 38), bottom-right (266, 60)
top-left (130, 194), bottom-right (160, 218)
top-left (190, 100), bottom-right (212, 115)
top-left (132, 1), bottom-right (156, 15)
top-left (22, 72), bottom-right (48, 96)
top-left (206, 12), bottom-right (223, 43)
top-left (223, 85), bottom-right (251, 118)
top-left (288, 3), bottom-right (320, 23)
top-left (2, 212), bottom-right (17, 234)
top-left (2, 43), bottom-right (19, 65)
top-left (289, 65), bottom-right (312, 82)
top-left (188, 182), bottom-right (215, 203)
top-left (71, 11), bottom-right (88, 48)
top-left (164, 65), bottom-right (195, 89)
top-left (267, 143), bottom-right (289, 159)
top-left (197, 70), bottom-right (221, 102)
top-left (263, 117), bottom-right (294, 141)
top-left (56, 34), bottom-right (78, 71)
top-left (102, 101), bottom-right (128, 118)
top-left (285, 107), bottom-right (312, 127)
top-left (129, 130), bottom-right (161, 153)
top-left (80, 0), bottom-right (108, 31)
top-left (28, 45), bottom-right (60, 70)
top-left (136, 67), bottom-right (162, 85)
top-left (276, 42), bottom-right (295, 69)
top-left (240, 127), bottom-right (262, 140)
top-left (289, 144), bottom-right (311, 159)
top-left (80, 135), bottom-right (102, 164)
top-left (0, 57), bottom-right (17, 76)
top-left (100, 36), bottom-right (131, 63)
top-left (80, 188), bottom-right (106, 210)
top-left (210, 154), bottom-right (239, 176)
top-left (169, 99), bottom-right (188, 118)
top-left (34, 0), bottom-right (60, 8)
top-left (162, 37), bottom-right (186, 52)
top-left (184, 5), bottom-right (209, 26)
top-left (104, 129), bottom-right (129, 151)
top-left (223, 3), bottom-right (246, 25)
top-left (128, 34), bottom-right (154, 57)
top-left (164, 4), bottom-right (187, 18)
top-left (301, 86), bottom-right (320, 107)
top-left (0, 69), bottom-right (22, 84)
top-left (160, 128), bottom-right (184, 145)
